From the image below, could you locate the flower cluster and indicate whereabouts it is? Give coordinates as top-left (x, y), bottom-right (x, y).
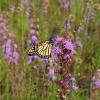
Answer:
top-left (60, 0), bottom-right (71, 10)
top-left (48, 69), bottom-right (56, 81)
top-left (28, 17), bottom-right (39, 45)
top-left (51, 37), bottom-right (74, 65)
top-left (28, 14), bottom-right (39, 64)
top-left (45, 37), bottom-right (78, 100)
top-left (2, 33), bottom-right (19, 64)
top-left (0, 15), bottom-right (7, 41)
top-left (63, 21), bottom-right (71, 30)
top-left (0, 15), bottom-right (19, 65)
top-left (56, 75), bottom-right (78, 99)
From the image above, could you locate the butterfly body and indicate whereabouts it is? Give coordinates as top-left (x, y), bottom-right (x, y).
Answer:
top-left (28, 40), bottom-right (53, 59)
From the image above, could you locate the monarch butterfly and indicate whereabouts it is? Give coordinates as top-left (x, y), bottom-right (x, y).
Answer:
top-left (28, 40), bottom-right (53, 59)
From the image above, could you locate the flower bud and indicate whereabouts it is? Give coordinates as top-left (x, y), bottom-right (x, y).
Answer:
top-left (59, 80), bottom-right (64, 84)
top-left (59, 67), bottom-right (66, 74)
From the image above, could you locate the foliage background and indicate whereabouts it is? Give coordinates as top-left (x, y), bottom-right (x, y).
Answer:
top-left (0, 0), bottom-right (100, 100)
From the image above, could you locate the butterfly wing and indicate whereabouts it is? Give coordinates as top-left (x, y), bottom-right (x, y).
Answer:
top-left (37, 41), bottom-right (52, 58)
top-left (28, 45), bottom-right (38, 56)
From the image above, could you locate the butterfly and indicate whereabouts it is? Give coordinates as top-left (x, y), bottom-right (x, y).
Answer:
top-left (28, 40), bottom-right (53, 59)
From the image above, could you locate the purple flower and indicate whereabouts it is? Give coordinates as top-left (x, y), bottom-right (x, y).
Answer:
top-left (44, 6), bottom-right (48, 13)
top-left (21, 0), bottom-right (28, 5)
top-left (12, 51), bottom-right (19, 64)
top-left (70, 77), bottom-right (78, 91)
top-left (52, 47), bottom-right (62, 55)
top-left (52, 76), bottom-right (57, 81)
top-left (29, 18), bottom-right (39, 29)
top-left (29, 29), bottom-right (36, 36)
top-left (77, 26), bottom-right (83, 33)
top-left (17, 0), bottom-right (27, 13)
top-left (64, 77), bottom-right (78, 91)
top-left (28, 14), bottom-right (40, 64)
top-left (28, 56), bottom-right (38, 64)
top-left (64, 54), bottom-right (71, 62)
top-left (2, 36), bottom-right (19, 64)
top-left (42, 59), bottom-right (50, 66)
top-left (61, 0), bottom-right (71, 10)
top-left (92, 80), bottom-right (100, 89)
top-left (5, 46), bottom-right (11, 53)
top-left (13, 44), bottom-right (18, 49)
top-left (72, 85), bottom-right (78, 91)
top-left (48, 69), bottom-right (56, 81)
top-left (92, 69), bottom-right (100, 89)
top-left (31, 36), bottom-right (38, 44)
top-left (12, 44), bottom-right (19, 64)
top-left (48, 69), bottom-right (55, 77)
top-left (70, 77), bottom-right (76, 82)
top-left (75, 37), bottom-right (83, 48)
top-left (28, 56), bottom-right (33, 64)
top-left (28, 36), bottom-right (38, 45)
top-left (0, 16), bottom-right (7, 35)
top-left (95, 81), bottom-right (100, 87)
top-left (28, 15), bottom-right (39, 46)
top-left (64, 23), bottom-right (71, 30)
top-left (6, 39), bottom-right (12, 47)
top-left (64, 40), bottom-right (74, 53)
top-left (54, 37), bottom-right (65, 44)
top-left (0, 16), bottom-right (18, 65)
top-left (51, 37), bottom-right (75, 65)
top-left (64, 81), bottom-right (69, 87)
top-left (5, 53), bottom-right (12, 61)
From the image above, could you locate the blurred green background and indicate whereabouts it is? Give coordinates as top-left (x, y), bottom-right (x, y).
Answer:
top-left (0, 0), bottom-right (100, 100)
